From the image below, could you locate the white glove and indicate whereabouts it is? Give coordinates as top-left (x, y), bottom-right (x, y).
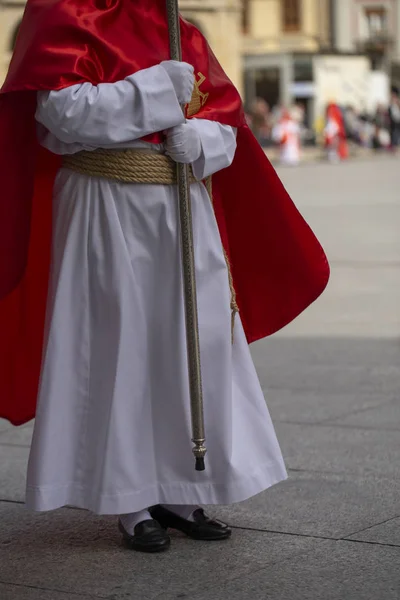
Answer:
top-left (160, 60), bottom-right (195, 105)
top-left (165, 122), bottom-right (202, 164)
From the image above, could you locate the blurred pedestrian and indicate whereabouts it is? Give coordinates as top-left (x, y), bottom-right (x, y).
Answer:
top-left (343, 105), bottom-right (361, 144)
top-left (291, 102), bottom-right (305, 126)
top-left (324, 103), bottom-right (349, 162)
top-left (249, 97), bottom-right (271, 146)
top-left (375, 103), bottom-right (389, 131)
top-left (358, 114), bottom-right (375, 148)
top-left (272, 108), bottom-right (301, 166)
top-left (388, 87), bottom-right (400, 152)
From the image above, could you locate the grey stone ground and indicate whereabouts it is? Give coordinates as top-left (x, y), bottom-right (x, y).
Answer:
top-left (1, 156), bottom-right (399, 599)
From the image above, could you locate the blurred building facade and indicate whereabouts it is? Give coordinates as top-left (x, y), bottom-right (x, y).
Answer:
top-left (0, 0), bottom-right (243, 90)
top-left (181, 0), bottom-right (243, 90)
top-left (333, 0), bottom-right (400, 85)
top-left (243, 0), bottom-right (400, 125)
top-left (242, 0), bottom-right (334, 126)
top-left (1, 0), bottom-right (399, 122)
top-left (0, 0), bottom-right (24, 84)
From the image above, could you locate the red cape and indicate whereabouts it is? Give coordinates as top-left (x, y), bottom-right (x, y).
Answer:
top-left (0, 0), bottom-right (329, 425)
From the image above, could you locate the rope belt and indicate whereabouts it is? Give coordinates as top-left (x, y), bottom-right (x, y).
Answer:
top-left (62, 148), bottom-right (198, 185)
top-left (63, 148), bottom-right (239, 341)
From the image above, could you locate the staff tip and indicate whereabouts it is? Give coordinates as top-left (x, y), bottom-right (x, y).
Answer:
top-left (195, 457), bottom-right (205, 471)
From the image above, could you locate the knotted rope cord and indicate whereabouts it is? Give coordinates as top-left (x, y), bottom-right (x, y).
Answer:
top-left (63, 149), bottom-right (198, 185)
top-left (63, 149), bottom-right (238, 342)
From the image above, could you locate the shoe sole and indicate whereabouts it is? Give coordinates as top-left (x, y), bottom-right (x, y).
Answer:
top-left (122, 538), bottom-right (171, 553)
top-left (162, 526), bottom-right (232, 541)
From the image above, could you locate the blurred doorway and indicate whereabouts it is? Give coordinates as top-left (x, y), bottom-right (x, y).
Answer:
top-left (253, 67), bottom-right (281, 109)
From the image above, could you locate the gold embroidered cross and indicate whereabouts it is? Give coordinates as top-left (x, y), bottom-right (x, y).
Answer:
top-left (186, 72), bottom-right (209, 117)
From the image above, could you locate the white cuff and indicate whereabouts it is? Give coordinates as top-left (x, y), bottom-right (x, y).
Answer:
top-left (188, 119), bottom-right (237, 180)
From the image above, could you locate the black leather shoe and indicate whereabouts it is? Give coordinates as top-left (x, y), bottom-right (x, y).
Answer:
top-left (149, 505), bottom-right (232, 541)
top-left (118, 519), bottom-right (171, 553)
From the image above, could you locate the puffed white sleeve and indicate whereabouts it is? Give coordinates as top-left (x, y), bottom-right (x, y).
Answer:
top-left (188, 119), bottom-right (237, 180)
top-left (35, 65), bottom-right (185, 146)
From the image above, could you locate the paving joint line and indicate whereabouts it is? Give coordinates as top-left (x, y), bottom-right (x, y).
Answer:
top-left (340, 538), bottom-right (400, 549)
top-left (233, 524), bottom-right (400, 550)
top-left (0, 498), bottom-right (83, 511)
top-left (262, 387), bottom-right (399, 396)
top-left (311, 396), bottom-right (399, 426)
top-left (276, 420), bottom-right (400, 433)
top-left (284, 467), bottom-right (400, 486)
top-left (285, 466), bottom-right (361, 477)
top-left (230, 524), bottom-right (337, 542)
top-left (0, 442), bottom-right (31, 448)
top-left (339, 515), bottom-right (400, 541)
top-left (6, 496), bottom-right (394, 547)
top-left (0, 580), bottom-right (108, 599)
top-left (263, 387), bottom-right (399, 397)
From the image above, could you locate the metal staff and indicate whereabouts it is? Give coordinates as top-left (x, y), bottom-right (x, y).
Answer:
top-left (166, 0), bottom-right (206, 471)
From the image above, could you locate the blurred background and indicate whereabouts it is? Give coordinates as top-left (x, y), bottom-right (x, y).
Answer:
top-left (1, 0), bottom-right (400, 160)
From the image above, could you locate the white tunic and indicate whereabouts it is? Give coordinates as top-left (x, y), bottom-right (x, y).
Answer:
top-left (26, 65), bottom-right (286, 514)
top-left (272, 119), bottom-right (301, 166)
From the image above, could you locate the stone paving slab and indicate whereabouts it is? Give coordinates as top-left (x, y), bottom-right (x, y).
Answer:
top-left (277, 157), bottom-right (400, 211)
top-left (264, 388), bottom-right (395, 425)
top-left (0, 583), bottom-right (101, 600)
top-left (0, 418), bottom-right (12, 433)
top-left (0, 445), bottom-right (29, 502)
top-left (347, 517), bottom-right (400, 547)
top-left (252, 338), bottom-right (400, 395)
top-left (307, 204), bottom-right (400, 264)
top-left (215, 471), bottom-right (400, 539)
top-left (0, 422), bottom-right (34, 447)
top-left (276, 266), bottom-right (400, 338)
top-left (279, 293), bottom-right (400, 339)
top-left (277, 159), bottom-right (400, 267)
top-left (0, 502), bottom-right (319, 600)
top-left (275, 421), bottom-right (400, 479)
top-left (253, 337), bottom-right (400, 371)
top-left (273, 159), bottom-right (400, 340)
top-left (177, 539), bottom-right (400, 600)
top-left (325, 398), bottom-right (400, 430)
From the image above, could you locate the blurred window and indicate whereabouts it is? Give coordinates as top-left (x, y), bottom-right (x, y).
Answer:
top-left (282, 0), bottom-right (301, 32)
top-left (242, 0), bottom-right (250, 33)
top-left (294, 55), bottom-right (313, 82)
top-left (365, 7), bottom-right (387, 37)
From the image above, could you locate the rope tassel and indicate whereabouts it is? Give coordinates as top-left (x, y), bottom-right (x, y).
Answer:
top-left (205, 177), bottom-right (239, 344)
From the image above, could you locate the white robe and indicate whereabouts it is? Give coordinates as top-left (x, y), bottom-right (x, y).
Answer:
top-left (324, 119), bottom-right (341, 162)
top-left (26, 65), bottom-right (286, 514)
top-left (272, 119), bottom-right (301, 166)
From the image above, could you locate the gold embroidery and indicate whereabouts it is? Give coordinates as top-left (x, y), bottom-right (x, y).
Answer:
top-left (186, 72), bottom-right (209, 117)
